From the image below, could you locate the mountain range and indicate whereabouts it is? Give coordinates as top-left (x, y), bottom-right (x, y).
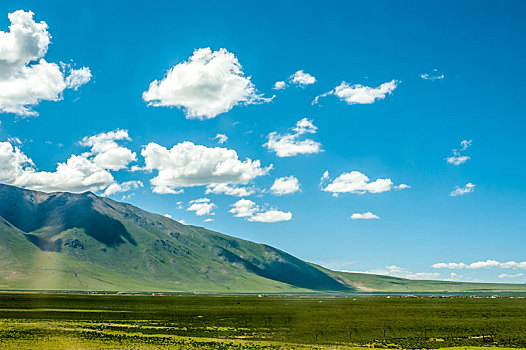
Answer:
top-left (1, 183), bottom-right (525, 293)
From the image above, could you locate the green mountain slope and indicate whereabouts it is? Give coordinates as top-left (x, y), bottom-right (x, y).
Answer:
top-left (1, 184), bottom-right (525, 293)
top-left (0, 184), bottom-right (346, 292)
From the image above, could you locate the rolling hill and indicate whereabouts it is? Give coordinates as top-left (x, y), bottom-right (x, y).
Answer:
top-left (0, 183), bottom-right (525, 293)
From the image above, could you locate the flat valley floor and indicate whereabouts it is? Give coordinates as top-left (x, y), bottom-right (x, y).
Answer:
top-left (1, 292), bottom-right (526, 349)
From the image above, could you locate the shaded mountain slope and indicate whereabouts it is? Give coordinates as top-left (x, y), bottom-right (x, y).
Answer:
top-left (0, 184), bottom-right (347, 292)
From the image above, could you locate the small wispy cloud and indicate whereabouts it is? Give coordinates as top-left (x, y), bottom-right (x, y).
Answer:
top-left (264, 118), bottom-right (322, 157)
top-left (272, 70), bottom-right (315, 91)
top-left (446, 139), bottom-right (472, 165)
top-left (289, 70), bottom-right (316, 86)
top-left (450, 183), bottom-right (475, 196)
top-left (313, 80), bottom-right (398, 106)
top-left (187, 198), bottom-right (216, 216)
top-left (229, 198), bottom-right (292, 223)
top-left (350, 212), bottom-right (379, 220)
top-left (273, 81), bottom-right (287, 90)
top-left (213, 133), bottom-right (228, 144)
top-left (205, 183), bottom-right (255, 197)
top-left (420, 69), bottom-right (445, 81)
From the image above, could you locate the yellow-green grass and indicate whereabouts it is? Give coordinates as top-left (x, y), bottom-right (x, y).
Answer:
top-left (2, 319), bottom-right (525, 350)
top-left (2, 293), bottom-right (526, 349)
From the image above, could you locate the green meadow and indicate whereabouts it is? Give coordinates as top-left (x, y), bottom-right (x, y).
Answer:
top-left (1, 292), bottom-right (526, 349)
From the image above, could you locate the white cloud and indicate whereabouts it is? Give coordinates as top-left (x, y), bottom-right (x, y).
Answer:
top-left (79, 129), bottom-right (137, 171)
top-left (14, 154), bottom-right (115, 193)
top-left (292, 118), bottom-right (317, 134)
top-left (205, 183), bottom-right (254, 197)
top-left (433, 260), bottom-right (526, 270)
top-left (163, 214), bottom-right (172, 219)
top-left (229, 198), bottom-right (292, 223)
top-left (229, 198), bottom-right (258, 218)
top-left (151, 186), bottom-right (184, 195)
top-left (264, 118), bottom-right (322, 157)
top-left (248, 210), bottom-right (292, 223)
top-left (446, 156), bottom-right (470, 165)
top-left (320, 170), bottom-right (330, 185)
top-left (272, 71), bottom-right (315, 91)
top-left (8, 137), bottom-right (21, 145)
top-left (289, 70), bottom-right (316, 86)
top-left (0, 10), bottom-right (91, 116)
top-left (446, 139), bottom-right (472, 165)
top-left (91, 147), bottom-right (137, 172)
top-left (350, 212), bottom-right (379, 220)
top-left (0, 131), bottom-right (137, 194)
top-left (446, 272), bottom-right (462, 281)
top-left (314, 80), bottom-right (398, 106)
top-left (273, 81), bottom-right (287, 90)
top-left (460, 140), bottom-right (472, 151)
top-left (450, 183), bottom-right (475, 196)
top-left (432, 262), bottom-right (467, 269)
top-left (139, 141), bottom-right (270, 194)
top-left (420, 69), bottom-right (444, 80)
top-left (80, 129), bottom-right (131, 148)
top-left (121, 192), bottom-right (135, 203)
top-left (103, 180), bottom-right (143, 196)
top-left (499, 273), bottom-right (524, 279)
top-left (0, 141), bottom-right (34, 184)
top-left (395, 184), bottom-right (411, 190)
top-left (213, 133), bottom-right (228, 144)
top-left (322, 171), bottom-right (397, 195)
top-left (204, 218), bottom-right (214, 222)
top-left (65, 66), bottom-right (92, 90)
top-left (187, 198), bottom-right (215, 216)
top-left (11, 155), bottom-right (115, 193)
top-left (143, 47), bottom-right (270, 120)
top-left (270, 176), bottom-right (300, 195)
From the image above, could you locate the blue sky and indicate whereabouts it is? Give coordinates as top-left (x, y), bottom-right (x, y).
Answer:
top-left (1, 0), bottom-right (526, 283)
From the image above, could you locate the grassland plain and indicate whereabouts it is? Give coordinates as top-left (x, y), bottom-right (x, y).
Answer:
top-left (1, 293), bottom-right (526, 349)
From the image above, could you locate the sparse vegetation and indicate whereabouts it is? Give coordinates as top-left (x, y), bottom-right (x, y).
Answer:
top-left (1, 292), bottom-right (526, 349)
